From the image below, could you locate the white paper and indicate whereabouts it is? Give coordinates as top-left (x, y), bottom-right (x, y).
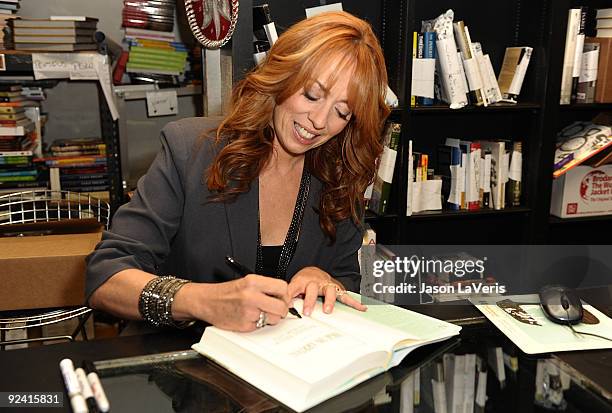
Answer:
top-left (377, 146), bottom-right (397, 183)
top-left (385, 85), bottom-right (399, 108)
top-left (457, 52), bottom-right (470, 99)
top-left (579, 49), bottom-right (599, 82)
top-left (572, 34), bottom-right (585, 77)
top-left (462, 58), bottom-right (482, 91)
top-left (146, 90), bottom-right (179, 117)
top-left (305, 3), bottom-right (343, 17)
top-left (32, 53), bottom-right (119, 120)
top-left (508, 150), bottom-right (522, 182)
top-left (448, 163), bottom-right (464, 205)
top-left (508, 47), bottom-right (532, 96)
top-left (481, 53), bottom-right (503, 103)
top-left (435, 37), bottom-right (468, 109)
top-left (483, 154), bottom-right (492, 192)
top-left (411, 58), bottom-right (435, 98)
top-left (33, 53), bottom-right (96, 79)
top-left (501, 152), bottom-right (510, 184)
top-left (94, 55), bottom-right (119, 121)
top-left (412, 180), bottom-right (442, 213)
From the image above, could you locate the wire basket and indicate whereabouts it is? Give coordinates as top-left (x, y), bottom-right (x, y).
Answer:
top-left (0, 190), bottom-right (110, 229)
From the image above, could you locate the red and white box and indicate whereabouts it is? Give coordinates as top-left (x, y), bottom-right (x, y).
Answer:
top-left (551, 165), bottom-right (612, 218)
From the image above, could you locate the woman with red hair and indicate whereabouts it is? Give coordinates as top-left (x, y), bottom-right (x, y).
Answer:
top-left (86, 11), bottom-right (390, 332)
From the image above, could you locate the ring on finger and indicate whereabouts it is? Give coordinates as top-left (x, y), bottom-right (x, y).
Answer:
top-left (322, 282), bottom-right (347, 300)
top-left (255, 311), bottom-right (267, 328)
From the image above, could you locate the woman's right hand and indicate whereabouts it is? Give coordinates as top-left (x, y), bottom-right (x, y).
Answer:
top-left (184, 274), bottom-right (290, 332)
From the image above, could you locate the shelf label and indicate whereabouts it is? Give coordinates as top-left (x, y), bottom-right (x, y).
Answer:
top-left (146, 90), bottom-right (178, 117)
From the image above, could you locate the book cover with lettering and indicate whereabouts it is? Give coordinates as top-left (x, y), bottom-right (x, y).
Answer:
top-left (554, 121), bottom-right (612, 178)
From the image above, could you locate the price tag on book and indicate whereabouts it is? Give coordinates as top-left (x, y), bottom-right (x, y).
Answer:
top-left (146, 90), bottom-right (178, 117)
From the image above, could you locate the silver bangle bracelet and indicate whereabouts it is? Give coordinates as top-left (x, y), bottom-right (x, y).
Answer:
top-left (138, 276), bottom-right (193, 328)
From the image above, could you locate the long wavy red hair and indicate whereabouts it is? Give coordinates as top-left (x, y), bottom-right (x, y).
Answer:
top-left (207, 11), bottom-right (390, 241)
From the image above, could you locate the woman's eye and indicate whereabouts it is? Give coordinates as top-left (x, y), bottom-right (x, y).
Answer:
top-left (304, 92), bottom-right (317, 101)
top-left (336, 109), bottom-right (350, 120)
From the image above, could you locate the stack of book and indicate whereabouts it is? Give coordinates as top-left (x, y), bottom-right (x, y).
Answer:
top-left (0, 85), bottom-right (39, 148)
top-left (561, 8), bottom-right (612, 103)
top-left (126, 38), bottom-right (188, 77)
top-left (0, 85), bottom-right (46, 194)
top-left (0, 150), bottom-right (47, 194)
top-left (44, 138), bottom-right (109, 194)
top-left (122, 0), bottom-right (175, 32)
top-left (0, 0), bottom-right (19, 16)
top-left (8, 17), bottom-right (98, 52)
top-left (597, 8), bottom-right (612, 38)
top-left (412, 10), bottom-right (532, 108)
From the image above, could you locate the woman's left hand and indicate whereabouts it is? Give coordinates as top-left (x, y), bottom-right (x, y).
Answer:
top-left (288, 266), bottom-right (367, 316)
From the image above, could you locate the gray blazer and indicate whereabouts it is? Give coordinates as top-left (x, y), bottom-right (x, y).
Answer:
top-left (85, 117), bottom-right (363, 301)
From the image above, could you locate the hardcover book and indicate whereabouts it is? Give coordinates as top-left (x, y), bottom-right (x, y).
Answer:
top-left (14, 43), bottom-right (97, 52)
top-left (368, 122), bottom-right (401, 215)
top-left (193, 295), bottom-right (461, 412)
top-left (12, 18), bottom-right (98, 29)
top-left (586, 37), bottom-right (612, 103)
top-left (553, 121), bottom-right (612, 178)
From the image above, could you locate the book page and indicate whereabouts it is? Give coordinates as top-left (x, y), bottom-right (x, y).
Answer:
top-left (298, 294), bottom-right (461, 359)
top-left (201, 315), bottom-right (382, 386)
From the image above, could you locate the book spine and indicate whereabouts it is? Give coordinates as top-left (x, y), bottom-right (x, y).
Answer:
top-left (421, 32), bottom-right (436, 106)
top-left (560, 9), bottom-right (581, 104)
top-left (570, 7), bottom-right (588, 104)
top-left (411, 32), bottom-right (417, 107)
top-left (506, 142), bottom-right (522, 207)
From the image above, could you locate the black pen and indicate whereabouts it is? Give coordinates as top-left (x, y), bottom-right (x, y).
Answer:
top-left (225, 255), bottom-right (302, 319)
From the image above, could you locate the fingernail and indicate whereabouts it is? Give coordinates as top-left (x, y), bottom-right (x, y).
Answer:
top-left (304, 308), bottom-right (311, 316)
top-left (324, 306), bottom-right (330, 313)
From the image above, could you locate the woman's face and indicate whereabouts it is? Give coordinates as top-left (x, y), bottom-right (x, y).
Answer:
top-left (271, 63), bottom-right (353, 158)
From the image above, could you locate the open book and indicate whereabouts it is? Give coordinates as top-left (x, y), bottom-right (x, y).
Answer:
top-left (192, 293), bottom-right (461, 412)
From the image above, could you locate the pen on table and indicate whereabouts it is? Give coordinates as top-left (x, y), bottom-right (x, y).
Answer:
top-left (225, 255), bottom-right (302, 319)
top-left (82, 360), bottom-right (110, 413)
top-left (75, 367), bottom-right (99, 413)
top-left (59, 358), bottom-right (88, 413)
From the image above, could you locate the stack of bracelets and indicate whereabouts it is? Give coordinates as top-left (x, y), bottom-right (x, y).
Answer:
top-left (138, 276), bottom-right (193, 328)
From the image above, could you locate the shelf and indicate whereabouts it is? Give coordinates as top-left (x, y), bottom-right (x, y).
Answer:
top-left (114, 84), bottom-right (202, 100)
top-left (549, 214), bottom-right (612, 224)
top-left (559, 103), bottom-right (612, 111)
top-left (409, 102), bottom-right (541, 113)
top-left (365, 211), bottom-right (398, 221)
top-left (407, 207), bottom-right (531, 220)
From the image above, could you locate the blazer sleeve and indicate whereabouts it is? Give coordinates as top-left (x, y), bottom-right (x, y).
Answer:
top-left (85, 121), bottom-right (195, 302)
top-left (329, 219), bottom-right (364, 293)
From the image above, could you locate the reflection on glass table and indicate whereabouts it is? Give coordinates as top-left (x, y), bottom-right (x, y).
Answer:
top-left (94, 333), bottom-right (611, 413)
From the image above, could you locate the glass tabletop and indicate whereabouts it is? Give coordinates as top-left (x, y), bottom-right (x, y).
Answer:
top-left (94, 330), bottom-right (612, 413)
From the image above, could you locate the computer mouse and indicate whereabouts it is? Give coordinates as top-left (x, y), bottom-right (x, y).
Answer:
top-left (539, 285), bottom-right (583, 325)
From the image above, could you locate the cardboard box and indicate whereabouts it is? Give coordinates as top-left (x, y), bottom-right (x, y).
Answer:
top-left (551, 165), bottom-right (612, 218)
top-left (0, 229), bottom-right (101, 311)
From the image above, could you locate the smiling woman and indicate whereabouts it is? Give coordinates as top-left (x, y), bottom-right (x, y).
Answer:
top-left (86, 11), bottom-right (391, 333)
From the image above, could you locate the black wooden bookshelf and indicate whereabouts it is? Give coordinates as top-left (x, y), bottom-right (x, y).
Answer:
top-left (235, 0), bottom-right (612, 244)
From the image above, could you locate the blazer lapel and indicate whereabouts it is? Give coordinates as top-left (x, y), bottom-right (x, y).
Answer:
top-left (224, 178), bottom-right (259, 274)
top-left (288, 177), bottom-right (323, 277)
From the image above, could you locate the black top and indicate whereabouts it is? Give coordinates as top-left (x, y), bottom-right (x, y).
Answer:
top-left (260, 245), bottom-right (282, 277)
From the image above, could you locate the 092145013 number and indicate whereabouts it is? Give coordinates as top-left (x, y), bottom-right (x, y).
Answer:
top-left (0, 392), bottom-right (63, 407)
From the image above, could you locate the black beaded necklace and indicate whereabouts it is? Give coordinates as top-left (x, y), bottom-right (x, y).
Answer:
top-left (256, 169), bottom-right (311, 279)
